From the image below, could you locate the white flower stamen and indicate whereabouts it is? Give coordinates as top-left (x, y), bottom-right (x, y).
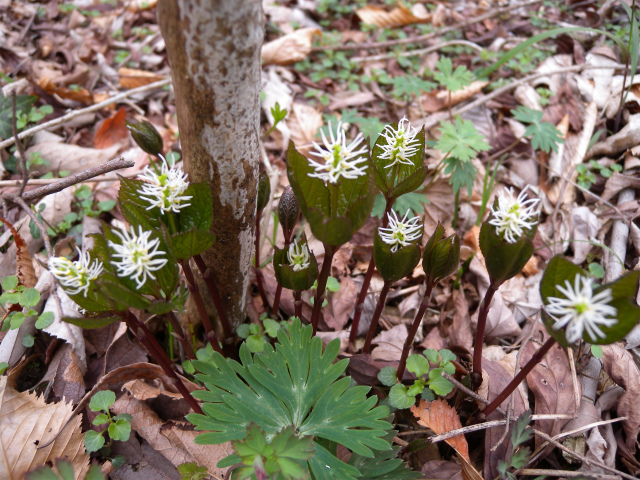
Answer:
top-left (545, 274), bottom-right (617, 344)
top-left (108, 226), bottom-right (168, 289)
top-left (48, 248), bottom-right (103, 297)
top-left (138, 159), bottom-right (192, 214)
top-left (308, 121), bottom-right (368, 184)
top-left (378, 210), bottom-right (423, 253)
top-left (379, 117), bottom-right (420, 169)
top-left (488, 186), bottom-right (540, 243)
top-left (287, 239), bottom-right (310, 272)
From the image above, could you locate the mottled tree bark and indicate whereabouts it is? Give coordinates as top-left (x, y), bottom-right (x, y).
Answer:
top-left (158, 0), bottom-right (263, 327)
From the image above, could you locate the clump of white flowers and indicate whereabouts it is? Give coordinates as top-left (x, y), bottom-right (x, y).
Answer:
top-left (546, 273), bottom-right (618, 344)
top-left (488, 186), bottom-right (540, 243)
top-left (378, 210), bottom-right (423, 253)
top-left (308, 121), bottom-right (368, 184)
top-left (108, 226), bottom-right (168, 289)
top-left (379, 117), bottom-right (420, 169)
top-left (138, 157), bottom-right (192, 214)
top-left (287, 239), bottom-right (311, 271)
top-left (48, 248), bottom-right (103, 297)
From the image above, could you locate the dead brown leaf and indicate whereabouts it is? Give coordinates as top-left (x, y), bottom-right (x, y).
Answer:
top-left (38, 77), bottom-right (94, 105)
top-left (356, 4), bottom-right (431, 28)
top-left (0, 215), bottom-right (37, 289)
top-left (324, 275), bottom-right (358, 331)
top-left (52, 347), bottom-right (86, 404)
top-left (601, 344), bottom-right (640, 452)
top-left (410, 399), bottom-right (470, 462)
top-left (26, 142), bottom-right (121, 176)
top-left (94, 106), bottom-right (128, 149)
top-left (262, 28), bottom-right (320, 66)
top-left (118, 67), bottom-right (167, 89)
top-left (0, 376), bottom-right (90, 479)
top-left (420, 460), bottom-right (463, 480)
top-left (448, 289), bottom-right (473, 352)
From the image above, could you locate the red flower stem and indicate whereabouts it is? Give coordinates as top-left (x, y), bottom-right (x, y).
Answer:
top-left (472, 283), bottom-right (498, 380)
top-left (310, 245), bottom-right (336, 335)
top-left (294, 290), bottom-right (302, 319)
top-left (122, 311), bottom-right (203, 415)
top-left (180, 259), bottom-right (222, 353)
top-left (272, 237), bottom-right (292, 316)
top-left (254, 210), bottom-right (270, 310)
top-left (483, 337), bottom-right (557, 416)
top-left (349, 198), bottom-right (394, 347)
top-left (166, 311), bottom-right (197, 360)
top-left (193, 254), bottom-right (232, 340)
top-left (362, 281), bottom-right (392, 354)
top-left (396, 282), bottom-right (434, 381)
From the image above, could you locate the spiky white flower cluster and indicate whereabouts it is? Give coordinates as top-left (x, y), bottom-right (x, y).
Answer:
top-left (308, 121), bottom-right (368, 184)
top-left (48, 248), bottom-right (103, 297)
top-left (379, 117), bottom-right (420, 169)
top-left (287, 239), bottom-right (310, 272)
top-left (546, 274), bottom-right (617, 344)
top-left (378, 210), bottom-right (423, 253)
top-left (138, 159), bottom-right (192, 214)
top-left (488, 186), bottom-right (540, 243)
top-left (108, 226), bottom-right (168, 289)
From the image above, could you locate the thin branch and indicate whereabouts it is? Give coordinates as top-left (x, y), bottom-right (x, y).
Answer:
top-left (353, 39), bottom-right (483, 63)
top-left (19, 157), bottom-right (135, 202)
top-left (4, 193), bottom-right (53, 256)
top-left (0, 78), bottom-right (171, 151)
top-left (0, 171), bottom-right (138, 187)
top-left (442, 371), bottom-right (505, 416)
top-left (519, 469), bottom-right (619, 479)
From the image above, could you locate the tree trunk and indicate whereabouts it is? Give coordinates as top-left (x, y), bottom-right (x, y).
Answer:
top-left (157, 0), bottom-right (263, 327)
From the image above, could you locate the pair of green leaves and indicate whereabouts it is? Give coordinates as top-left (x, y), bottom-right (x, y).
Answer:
top-left (423, 223), bottom-right (460, 287)
top-left (84, 390), bottom-right (131, 453)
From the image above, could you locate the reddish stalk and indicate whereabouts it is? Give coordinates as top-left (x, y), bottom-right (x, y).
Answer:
top-left (310, 245), bottom-right (336, 335)
top-left (121, 311), bottom-right (203, 414)
top-left (349, 198), bottom-right (394, 347)
top-left (294, 291), bottom-right (302, 319)
top-left (180, 259), bottom-right (222, 353)
top-left (472, 283), bottom-right (498, 380)
top-left (362, 282), bottom-right (391, 354)
top-left (193, 254), bottom-right (232, 339)
top-left (483, 337), bottom-right (557, 416)
top-left (396, 282), bottom-right (434, 381)
top-left (166, 311), bottom-right (197, 360)
top-left (254, 210), bottom-right (270, 310)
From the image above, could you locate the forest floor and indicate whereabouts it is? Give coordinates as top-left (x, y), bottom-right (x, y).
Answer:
top-left (1, 0), bottom-right (640, 479)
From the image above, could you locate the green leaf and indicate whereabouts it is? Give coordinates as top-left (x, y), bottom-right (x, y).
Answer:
top-left (188, 319), bottom-right (392, 474)
top-left (0, 291), bottom-right (20, 306)
top-left (511, 106), bottom-right (564, 153)
top-left (434, 57), bottom-right (474, 92)
top-left (436, 118), bottom-right (490, 162)
top-left (178, 462), bottom-right (209, 480)
top-left (117, 177), bottom-right (161, 229)
top-left (388, 384), bottom-right (416, 410)
top-left (0, 92), bottom-right (37, 139)
top-left (263, 318), bottom-right (281, 338)
top-left (96, 272), bottom-right (152, 311)
top-left (286, 143), bottom-right (331, 218)
top-left (591, 345), bottom-right (603, 359)
top-left (1, 275), bottom-right (18, 291)
top-left (308, 441), bottom-right (361, 480)
top-left (22, 334), bottom-right (35, 348)
top-left (439, 349), bottom-right (456, 364)
top-left (113, 413), bottom-right (132, 422)
top-left (178, 182), bottom-right (213, 232)
top-left (246, 334), bottom-right (265, 353)
top-left (427, 369), bottom-right (454, 396)
top-left (273, 237), bottom-right (319, 292)
top-left (10, 312), bottom-right (25, 329)
top-left (348, 429), bottom-right (421, 480)
top-left (89, 390), bottom-right (116, 412)
top-left (35, 311), bottom-right (54, 330)
top-left (236, 324), bottom-right (251, 339)
top-left (19, 288), bottom-right (40, 308)
top-left (391, 75), bottom-right (436, 98)
top-left (92, 413), bottom-right (110, 426)
top-left (389, 166), bottom-right (428, 199)
top-left (405, 355), bottom-right (430, 378)
top-left (108, 418), bottom-right (131, 442)
top-left (0, 362), bottom-right (8, 375)
top-left (377, 367), bottom-right (397, 387)
top-left (84, 430), bottom-right (105, 453)
top-left (171, 230), bottom-right (216, 260)
top-left (374, 233), bottom-right (421, 283)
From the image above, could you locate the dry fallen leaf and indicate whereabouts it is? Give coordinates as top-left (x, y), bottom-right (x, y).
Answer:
top-left (262, 28), bottom-right (320, 66)
top-left (0, 376), bottom-right (90, 479)
top-left (37, 77), bottom-right (93, 105)
top-left (356, 4), bottom-right (430, 28)
top-left (410, 399), bottom-right (470, 462)
top-left (287, 103), bottom-right (322, 157)
top-left (118, 67), bottom-right (167, 89)
top-left (94, 106), bottom-right (129, 149)
top-left (26, 142), bottom-right (121, 176)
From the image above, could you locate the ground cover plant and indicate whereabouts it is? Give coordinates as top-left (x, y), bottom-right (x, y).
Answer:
top-left (1, 0), bottom-right (640, 479)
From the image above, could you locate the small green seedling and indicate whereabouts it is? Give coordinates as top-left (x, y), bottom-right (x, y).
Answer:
top-left (0, 276), bottom-right (53, 344)
top-left (84, 390), bottom-right (131, 453)
top-left (236, 314), bottom-right (288, 353)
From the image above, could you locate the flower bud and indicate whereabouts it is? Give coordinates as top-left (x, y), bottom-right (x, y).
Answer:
top-left (126, 120), bottom-right (164, 157)
top-left (277, 185), bottom-right (299, 242)
top-left (422, 222), bottom-right (460, 285)
top-left (257, 172), bottom-right (270, 213)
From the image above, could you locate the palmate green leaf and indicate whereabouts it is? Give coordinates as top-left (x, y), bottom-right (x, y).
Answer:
top-left (436, 118), bottom-right (490, 162)
top-left (433, 58), bottom-right (474, 92)
top-left (391, 75), bottom-right (437, 99)
top-left (348, 430), bottom-right (421, 480)
top-left (511, 106), bottom-right (564, 153)
top-left (188, 319), bottom-right (393, 478)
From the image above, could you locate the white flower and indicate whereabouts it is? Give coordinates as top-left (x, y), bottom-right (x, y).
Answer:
top-left (488, 186), bottom-right (540, 243)
top-left (379, 117), bottom-right (420, 169)
top-left (137, 159), bottom-right (192, 214)
top-left (48, 248), bottom-right (103, 297)
top-left (545, 274), bottom-right (618, 344)
top-left (108, 226), bottom-right (168, 289)
top-left (287, 239), bottom-right (310, 272)
top-left (378, 210), bottom-right (423, 253)
top-left (308, 121), bottom-right (368, 184)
